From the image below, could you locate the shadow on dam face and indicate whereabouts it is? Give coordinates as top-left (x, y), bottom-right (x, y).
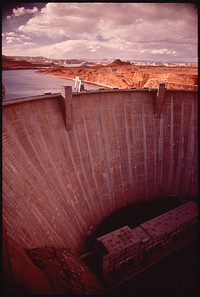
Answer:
top-left (2, 88), bottom-right (198, 256)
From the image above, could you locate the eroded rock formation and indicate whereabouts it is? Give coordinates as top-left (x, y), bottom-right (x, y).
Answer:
top-left (2, 55), bottom-right (55, 70)
top-left (3, 225), bottom-right (105, 295)
top-left (2, 225), bottom-right (52, 295)
top-left (36, 59), bottom-right (198, 90)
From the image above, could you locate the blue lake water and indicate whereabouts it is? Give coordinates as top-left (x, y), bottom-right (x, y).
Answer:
top-left (2, 69), bottom-right (101, 100)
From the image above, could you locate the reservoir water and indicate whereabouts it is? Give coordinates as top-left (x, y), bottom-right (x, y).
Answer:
top-left (2, 69), bottom-right (101, 100)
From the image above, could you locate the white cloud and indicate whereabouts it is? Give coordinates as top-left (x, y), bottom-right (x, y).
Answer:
top-left (19, 34), bottom-right (31, 40)
top-left (2, 3), bottom-right (198, 62)
top-left (6, 37), bottom-right (15, 44)
top-left (7, 6), bottom-right (39, 18)
top-left (2, 32), bottom-right (18, 37)
top-left (151, 49), bottom-right (178, 55)
top-left (141, 48), bottom-right (178, 57)
top-left (18, 4), bottom-right (99, 38)
top-left (24, 41), bottom-right (35, 46)
top-left (18, 2), bottom-right (196, 49)
top-left (3, 31), bottom-right (32, 45)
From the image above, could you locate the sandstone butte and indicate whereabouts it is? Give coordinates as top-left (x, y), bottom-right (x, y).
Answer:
top-left (35, 59), bottom-right (198, 91)
top-left (2, 55), bottom-right (198, 91)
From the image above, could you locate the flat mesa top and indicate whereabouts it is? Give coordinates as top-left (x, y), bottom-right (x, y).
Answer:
top-left (97, 226), bottom-right (140, 254)
top-left (140, 201), bottom-right (198, 238)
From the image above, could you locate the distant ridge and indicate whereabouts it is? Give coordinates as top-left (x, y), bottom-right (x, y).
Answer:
top-left (108, 59), bottom-right (131, 67)
top-left (2, 55), bottom-right (55, 70)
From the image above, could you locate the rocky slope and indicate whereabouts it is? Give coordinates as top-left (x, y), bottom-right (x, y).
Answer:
top-left (2, 55), bottom-right (198, 90)
top-left (2, 225), bottom-right (52, 295)
top-left (3, 225), bottom-right (105, 295)
top-left (2, 55), bottom-right (55, 70)
top-left (36, 59), bottom-right (198, 90)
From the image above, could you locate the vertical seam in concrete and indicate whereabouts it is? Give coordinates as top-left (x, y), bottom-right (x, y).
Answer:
top-left (153, 115), bottom-right (158, 196)
top-left (159, 116), bottom-right (164, 190)
top-left (168, 94), bottom-right (174, 193)
top-left (61, 132), bottom-right (95, 236)
top-left (102, 98), bottom-right (117, 212)
top-left (124, 101), bottom-right (133, 204)
top-left (73, 114), bottom-right (105, 221)
top-left (96, 96), bottom-right (115, 214)
top-left (4, 112), bottom-right (72, 248)
top-left (108, 102), bottom-right (118, 211)
top-left (174, 99), bottom-right (184, 193)
top-left (130, 106), bottom-right (137, 201)
top-left (36, 102), bottom-right (87, 246)
top-left (44, 111), bottom-right (88, 243)
top-left (182, 97), bottom-right (195, 196)
top-left (79, 106), bottom-right (101, 224)
top-left (141, 98), bottom-right (148, 199)
top-left (112, 102), bottom-right (123, 210)
top-left (156, 115), bottom-right (164, 194)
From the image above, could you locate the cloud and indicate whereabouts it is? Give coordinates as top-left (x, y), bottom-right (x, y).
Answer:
top-left (18, 3), bottom-right (100, 38)
top-left (3, 38), bottom-right (132, 59)
top-left (17, 3), bottom-right (197, 46)
top-left (24, 41), bottom-right (35, 46)
top-left (7, 6), bottom-right (39, 18)
top-left (2, 31), bottom-right (18, 37)
top-left (3, 31), bottom-right (31, 45)
top-left (151, 49), bottom-right (178, 56)
top-left (6, 37), bottom-right (15, 44)
top-left (6, 36), bottom-right (23, 43)
top-left (2, 3), bottom-right (198, 61)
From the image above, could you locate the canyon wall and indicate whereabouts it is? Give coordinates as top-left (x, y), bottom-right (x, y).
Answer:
top-left (2, 88), bottom-right (198, 254)
top-left (2, 225), bottom-right (52, 294)
top-left (37, 62), bottom-right (198, 91)
top-left (2, 225), bottom-right (104, 295)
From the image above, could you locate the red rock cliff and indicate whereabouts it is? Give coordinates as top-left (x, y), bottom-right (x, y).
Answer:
top-left (37, 60), bottom-right (198, 90)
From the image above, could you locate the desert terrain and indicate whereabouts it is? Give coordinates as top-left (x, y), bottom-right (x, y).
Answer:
top-left (36, 59), bottom-right (198, 91)
top-left (2, 55), bottom-right (198, 90)
top-left (2, 55), bottom-right (55, 70)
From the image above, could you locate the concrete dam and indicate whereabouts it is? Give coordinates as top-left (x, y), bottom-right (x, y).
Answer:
top-left (2, 86), bottom-right (198, 294)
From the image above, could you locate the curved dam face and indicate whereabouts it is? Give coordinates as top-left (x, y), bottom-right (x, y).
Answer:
top-left (2, 88), bottom-right (198, 254)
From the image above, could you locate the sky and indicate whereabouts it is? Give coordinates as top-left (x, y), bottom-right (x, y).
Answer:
top-left (2, 2), bottom-right (198, 62)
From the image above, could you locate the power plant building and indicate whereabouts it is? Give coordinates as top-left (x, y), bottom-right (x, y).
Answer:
top-left (95, 201), bottom-right (198, 283)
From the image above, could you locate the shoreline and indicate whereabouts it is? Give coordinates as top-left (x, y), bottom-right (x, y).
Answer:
top-left (36, 71), bottom-right (114, 89)
top-left (3, 66), bottom-right (198, 91)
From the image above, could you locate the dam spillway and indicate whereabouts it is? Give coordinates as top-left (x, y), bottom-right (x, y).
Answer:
top-left (2, 87), bottom-right (198, 256)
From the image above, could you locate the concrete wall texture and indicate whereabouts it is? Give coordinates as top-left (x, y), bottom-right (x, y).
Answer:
top-left (2, 89), bottom-right (198, 254)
